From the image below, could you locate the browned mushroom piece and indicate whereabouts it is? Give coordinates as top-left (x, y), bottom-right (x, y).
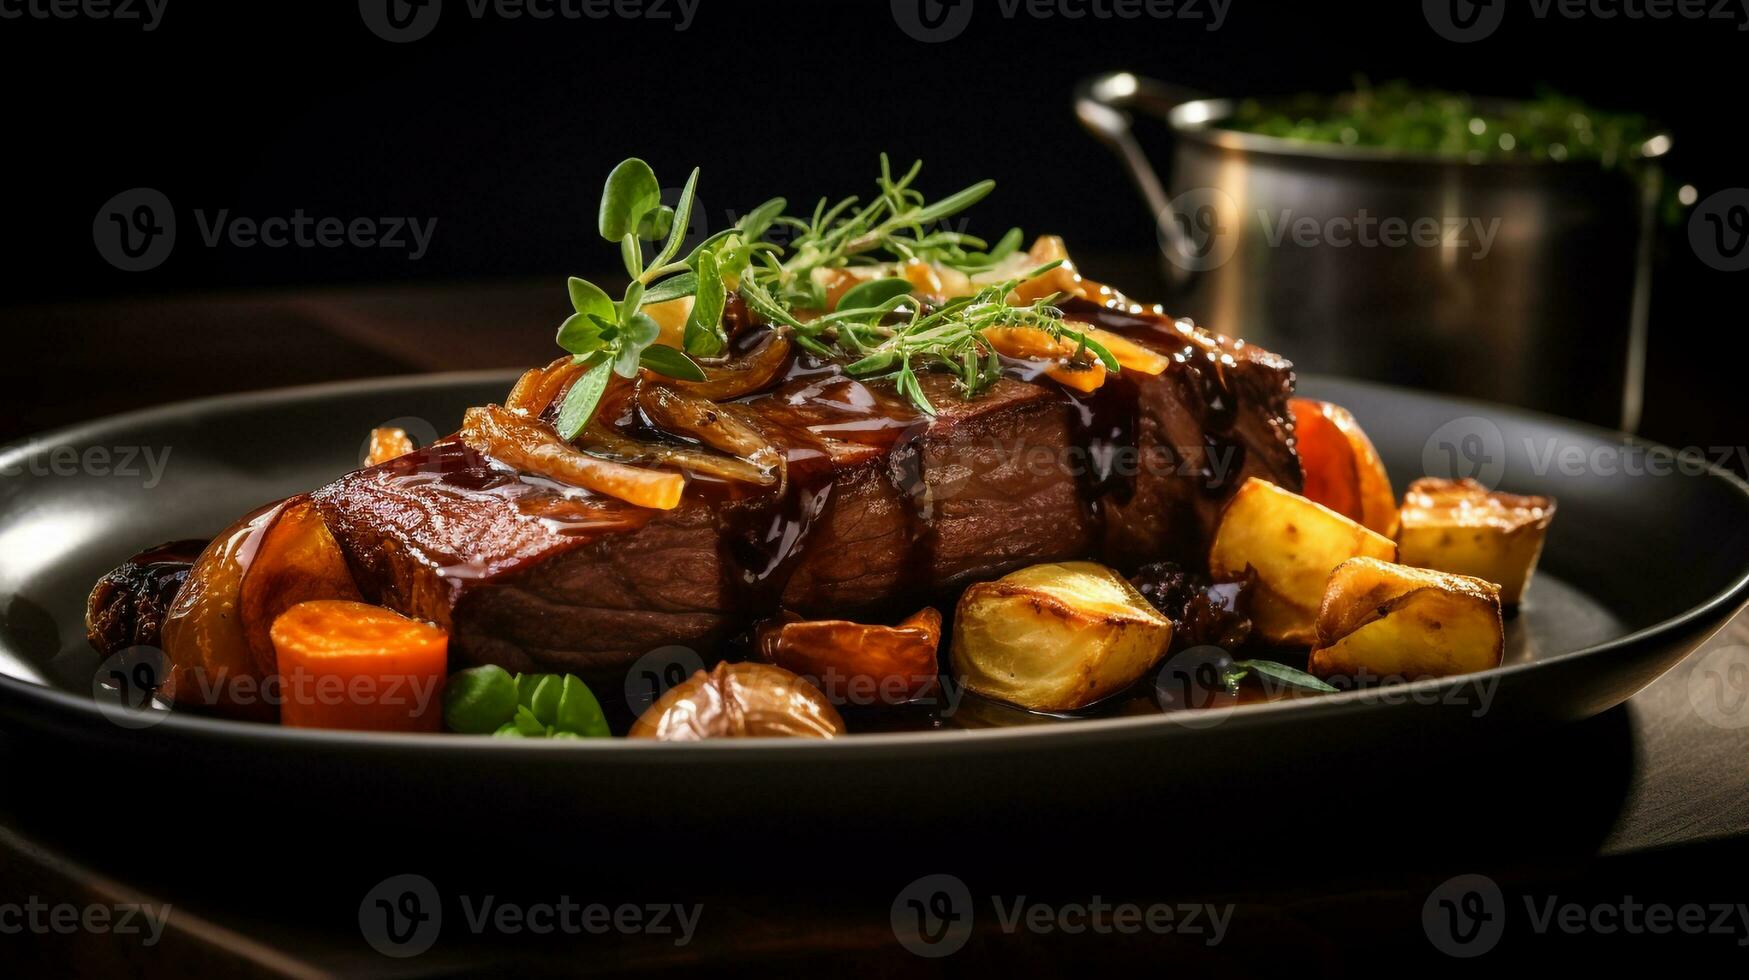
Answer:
top-left (629, 662), bottom-right (846, 740)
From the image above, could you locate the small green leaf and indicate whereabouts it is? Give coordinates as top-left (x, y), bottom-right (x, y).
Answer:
top-left (614, 312), bottom-right (661, 378)
top-left (442, 665), bottom-right (518, 734)
top-left (680, 229), bottom-right (736, 268)
top-left (567, 277), bottom-right (615, 320)
top-left (643, 271), bottom-right (698, 305)
top-left (555, 675), bottom-right (610, 737)
top-left (987, 227), bottom-right (1023, 261)
top-left (683, 248), bottom-right (726, 357)
top-left (836, 277), bottom-right (915, 312)
top-left (1231, 660), bottom-right (1339, 693)
top-left (555, 356), bottom-right (613, 440)
top-left (648, 167), bottom-right (700, 274)
top-left (619, 280), bottom-right (646, 320)
top-left (527, 675), bottom-right (562, 727)
top-left (639, 344), bottom-right (707, 382)
top-left (636, 204), bottom-right (675, 242)
top-left (844, 351), bottom-right (897, 375)
top-left (599, 158), bottom-right (661, 242)
top-left (493, 721), bottom-right (527, 738)
top-left (1068, 330), bottom-right (1121, 373)
top-left (910, 180), bottom-right (995, 226)
top-left (792, 333), bottom-right (836, 359)
top-left (736, 197), bottom-right (788, 241)
top-left (620, 234), bottom-right (643, 280)
top-left (556, 313), bottom-right (609, 355)
top-left (511, 704), bottom-right (547, 737)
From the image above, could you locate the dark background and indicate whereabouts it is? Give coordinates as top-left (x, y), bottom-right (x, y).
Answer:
top-left (1, 0), bottom-right (1744, 455)
top-left (2, 5), bottom-right (1748, 974)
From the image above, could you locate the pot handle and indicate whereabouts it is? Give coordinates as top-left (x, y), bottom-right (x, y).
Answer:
top-left (1074, 72), bottom-right (1209, 289)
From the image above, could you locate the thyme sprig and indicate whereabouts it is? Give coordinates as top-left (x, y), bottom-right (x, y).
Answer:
top-left (829, 273), bottom-right (1118, 415)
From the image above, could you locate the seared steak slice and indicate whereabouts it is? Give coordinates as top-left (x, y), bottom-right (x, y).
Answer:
top-left (313, 306), bottom-right (1300, 675)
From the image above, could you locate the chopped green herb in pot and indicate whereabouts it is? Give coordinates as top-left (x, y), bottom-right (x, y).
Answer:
top-left (1220, 81), bottom-right (1659, 171)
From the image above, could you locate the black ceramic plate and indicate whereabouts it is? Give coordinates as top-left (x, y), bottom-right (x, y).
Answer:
top-left (0, 373), bottom-right (1745, 817)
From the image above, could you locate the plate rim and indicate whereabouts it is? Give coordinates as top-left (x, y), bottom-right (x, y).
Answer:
top-left (2, 371), bottom-right (1746, 755)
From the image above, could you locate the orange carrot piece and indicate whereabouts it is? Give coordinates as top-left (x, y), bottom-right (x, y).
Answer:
top-left (271, 600), bottom-right (448, 733)
top-left (1042, 361), bottom-right (1108, 393)
top-left (982, 326), bottom-right (1074, 362)
top-left (1081, 327), bottom-right (1171, 376)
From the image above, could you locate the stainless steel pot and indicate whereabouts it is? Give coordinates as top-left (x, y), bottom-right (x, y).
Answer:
top-left (1076, 72), bottom-right (1671, 432)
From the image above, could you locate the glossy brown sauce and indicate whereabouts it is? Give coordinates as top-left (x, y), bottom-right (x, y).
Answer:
top-left (656, 296), bottom-right (1250, 621)
top-left (363, 442), bottom-right (655, 581)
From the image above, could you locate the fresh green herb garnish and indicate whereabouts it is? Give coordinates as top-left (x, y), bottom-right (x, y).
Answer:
top-left (1225, 659), bottom-right (1339, 694)
top-left (442, 665), bottom-right (610, 738)
top-left (555, 157), bottom-right (1097, 427)
top-left (555, 159), bottom-right (717, 439)
top-left (830, 274), bottom-right (1116, 415)
top-left (442, 664), bottom-right (520, 734)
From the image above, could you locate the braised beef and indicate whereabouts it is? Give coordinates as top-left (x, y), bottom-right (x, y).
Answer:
top-left (313, 307), bottom-right (1301, 675)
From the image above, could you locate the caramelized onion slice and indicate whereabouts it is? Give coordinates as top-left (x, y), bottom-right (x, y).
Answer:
top-left (637, 384), bottom-right (784, 485)
top-left (757, 607), bottom-right (942, 704)
top-left (629, 662), bottom-right (846, 740)
top-left (460, 405), bottom-right (685, 510)
top-left (1079, 327), bottom-right (1170, 376)
top-left (982, 326), bottom-right (1109, 393)
top-left (580, 423), bottom-right (775, 487)
top-left (639, 384), bottom-right (768, 457)
top-left (364, 427), bottom-right (418, 467)
top-left (505, 355), bottom-right (586, 417)
top-left (676, 330), bottom-right (793, 400)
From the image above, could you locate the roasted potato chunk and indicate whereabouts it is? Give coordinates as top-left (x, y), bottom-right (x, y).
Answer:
top-left (1396, 478), bottom-right (1555, 605)
top-left (1290, 398), bottom-right (1398, 537)
top-left (951, 561), bottom-right (1173, 713)
top-left (1208, 478), bottom-right (1397, 646)
top-left (1309, 557), bottom-right (1503, 681)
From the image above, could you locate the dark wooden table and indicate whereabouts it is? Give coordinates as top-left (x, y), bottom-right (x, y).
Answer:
top-left (2, 283), bottom-right (1746, 975)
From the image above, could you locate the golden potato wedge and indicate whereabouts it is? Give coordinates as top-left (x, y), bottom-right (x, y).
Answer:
top-left (1309, 557), bottom-right (1503, 680)
top-left (1208, 477), bottom-right (1397, 646)
top-left (1396, 478), bottom-right (1555, 605)
top-left (951, 561), bottom-right (1173, 712)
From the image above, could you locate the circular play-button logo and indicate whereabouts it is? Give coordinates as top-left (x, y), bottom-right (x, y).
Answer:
top-left (1423, 0), bottom-right (1505, 43)
top-left (892, 0), bottom-right (973, 43)
top-left (93, 188), bottom-right (175, 272)
top-left (360, 0), bottom-right (443, 42)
